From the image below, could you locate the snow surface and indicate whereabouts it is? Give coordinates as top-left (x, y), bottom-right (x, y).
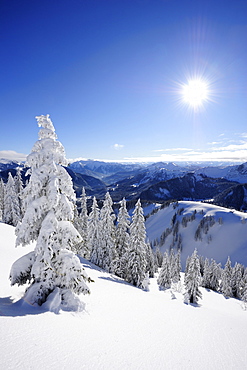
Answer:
top-left (1, 222), bottom-right (247, 369)
top-left (146, 201), bottom-right (247, 268)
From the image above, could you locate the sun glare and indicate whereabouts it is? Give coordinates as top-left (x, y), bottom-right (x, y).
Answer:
top-left (181, 79), bottom-right (209, 109)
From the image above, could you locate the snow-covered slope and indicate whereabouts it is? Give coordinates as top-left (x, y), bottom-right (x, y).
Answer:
top-left (1, 222), bottom-right (247, 369)
top-left (146, 201), bottom-right (247, 268)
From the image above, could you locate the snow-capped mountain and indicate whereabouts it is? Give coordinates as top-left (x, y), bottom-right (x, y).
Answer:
top-left (195, 162), bottom-right (247, 183)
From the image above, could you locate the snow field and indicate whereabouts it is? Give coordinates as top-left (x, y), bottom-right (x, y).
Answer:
top-left (1, 223), bottom-right (247, 369)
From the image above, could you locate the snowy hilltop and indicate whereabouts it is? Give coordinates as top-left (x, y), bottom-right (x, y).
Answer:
top-left (146, 200), bottom-right (247, 268)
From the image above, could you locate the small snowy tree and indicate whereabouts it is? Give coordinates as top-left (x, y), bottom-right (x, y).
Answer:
top-left (3, 172), bottom-right (21, 226)
top-left (10, 115), bottom-right (90, 309)
top-left (99, 192), bottom-right (118, 273)
top-left (157, 251), bottom-right (171, 290)
top-left (169, 249), bottom-right (181, 285)
top-left (14, 167), bottom-right (24, 219)
top-left (0, 178), bottom-right (5, 221)
top-left (89, 197), bottom-right (102, 266)
top-left (184, 249), bottom-right (202, 304)
top-left (125, 199), bottom-right (147, 288)
top-left (145, 242), bottom-right (155, 278)
top-left (75, 187), bottom-right (89, 258)
top-left (115, 198), bottom-right (130, 279)
top-left (220, 256), bottom-right (233, 298)
top-left (231, 262), bottom-right (244, 299)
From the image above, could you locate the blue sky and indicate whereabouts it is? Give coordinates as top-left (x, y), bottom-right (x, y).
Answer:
top-left (1, 0), bottom-right (247, 163)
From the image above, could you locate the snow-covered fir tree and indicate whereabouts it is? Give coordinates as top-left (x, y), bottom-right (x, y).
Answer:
top-left (184, 249), bottom-right (202, 304)
top-left (145, 242), bottom-right (155, 278)
top-left (154, 247), bottom-right (163, 270)
top-left (14, 167), bottom-right (24, 219)
top-left (169, 248), bottom-right (181, 285)
top-left (3, 172), bottom-right (21, 226)
top-left (89, 197), bottom-right (102, 266)
top-left (0, 178), bottom-right (5, 221)
top-left (157, 251), bottom-right (171, 290)
top-left (201, 258), bottom-right (211, 288)
top-left (220, 256), bottom-right (233, 298)
top-left (231, 262), bottom-right (244, 299)
top-left (10, 115), bottom-right (90, 309)
top-left (115, 198), bottom-right (130, 279)
top-left (75, 187), bottom-right (89, 258)
top-left (125, 199), bottom-right (147, 288)
top-left (99, 192), bottom-right (118, 273)
top-left (79, 187), bottom-right (89, 257)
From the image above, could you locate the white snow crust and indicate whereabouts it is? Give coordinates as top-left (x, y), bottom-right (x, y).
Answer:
top-left (1, 222), bottom-right (247, 369)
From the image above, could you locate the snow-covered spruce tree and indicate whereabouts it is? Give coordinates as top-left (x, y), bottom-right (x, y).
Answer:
top-left (99, 192), bottom-right (118, 273)
top-left (157, 251), bottom-right (171, 290)
top-left (169, 249), bottom-right (181, 285)
top-left (3, 172), bottom-right (21, 226)
top-left (115, 198), bottom-right (130, 279)
top-left (89, 196), bottom-right (102, 266)
top-left (231, 262), bottom-right (244, 299)
top-left (74, 187), bottom-right (89, 259)
top-left (208, 259), bottom-right (221, 292)
top-left (10, 115), bottom-right (90, 309)
top-left (220, 256), bottom-right (233, 298)
top-left (201, 258), bottom-right (210, 289)
top-left (125, 199), bottom-right (147, 288)
top-left (15, 167), bottom-right (24, 219)
top-left (145, 242), bottom-right (155, 278)
top-left (0, 178), bottom-right (5, 221)
top-left (184, 249), bottom-right (202, 304)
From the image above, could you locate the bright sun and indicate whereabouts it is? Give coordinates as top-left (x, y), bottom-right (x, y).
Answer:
top-left (182, 79), bottom-right (209, 108)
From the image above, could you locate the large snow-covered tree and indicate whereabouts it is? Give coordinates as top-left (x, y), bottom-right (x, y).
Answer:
top-left (125, 199), bottom-right (147, 288)
top-left (10, 115), bottom-right (90, 309)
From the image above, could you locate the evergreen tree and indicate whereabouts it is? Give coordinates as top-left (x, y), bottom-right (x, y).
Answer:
top-left (10, 115), bottom-right (90, 308)
top-left (99, 192), bottom-right (118, 273)
top-left (125, 199), bottom-right (147, 288)
top-left (157, 251), bottom-right (171, 289)
top-left (154, 247), bottom-right (163, 269)
top-left (201, 258), bottom-right (210, 288)
top-left (208, 259), bottom-right (221, 292)
top-left (0, 178), bottom-right (5, 221)
top-left (115, 198), bottom-right (130, 278)
top-left (76, 187), bottom-right (89, 258)
top-left (169, 249), bottom-right (181, 285)
top-left (3, 172), bottom-right (21, 226)
top-left (220, 256), bottom-right (233, 298)
top-left (145, 242), bottom-right (155, 278)
top-left (89, 197), bottom-right (102, 266)
top-left (184, 249), bottom-right (202, 304)
top-left (14, 167), bottom-right (24, 219)
top-left (231, 262), bottom-right (244, 299)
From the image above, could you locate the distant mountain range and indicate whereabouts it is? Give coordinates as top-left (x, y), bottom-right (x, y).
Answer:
top-left (1, 158), bottom-right (247, 211)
